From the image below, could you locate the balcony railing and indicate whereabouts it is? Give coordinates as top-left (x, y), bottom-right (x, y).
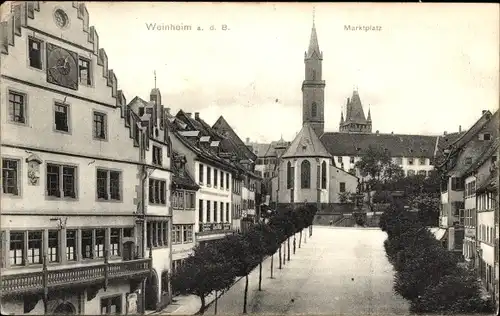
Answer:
top-left (198, 222), bottom-right (232, 233)
top-left (1, 258), bottom-right (151, 296)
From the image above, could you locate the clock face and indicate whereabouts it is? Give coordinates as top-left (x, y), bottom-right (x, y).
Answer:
top-left (46, 43), bottom-right (78, 90)
top-left (54, 9), bottom-right (69, 28)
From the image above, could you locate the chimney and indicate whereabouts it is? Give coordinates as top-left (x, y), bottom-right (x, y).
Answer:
top-left (246, 137), bottom-right (250, 144)
top-left (391, 131), bottom-right (394, 135)
top-left (195, 112), bottom-right (200, 120)
top-left (185, 112), bottom-right (192, 118)
top-left (165, 107), bottom-right (171, 114)
top-left (459, 125), bottom-right (462, 133)
top-left (482, 110), bottom-right (487, 115)
top-left (444, 131), bottom-right (447, 135)
top-left (376, 130), bottom-right (379, 135)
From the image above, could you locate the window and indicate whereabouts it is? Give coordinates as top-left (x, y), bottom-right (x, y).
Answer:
top-left (93, 111), bottom-right (107, 140)
top-left (97, 169), bottom-right (121, 201)
top-left (163, 222), bottom-right (169, 246)
top-left (311, 102), bottom-right (317, 117)
top-left (287, 161), bottom-right (293, 189)
top-left (214, 201), bottom-right (218, 222)
top-left (395, 157), bottom-right (403, 165)
top-left (46, 163), bottom-right (77, 198)
top-left (337, 157), bottom-right (342, 164)
top-left (206, 200), bottom-right (211, 222)
top-left (340, 182), bottom-right (346, 193)
top-left (186, 192), bottom-right (195, 209)
top-left (95, 229), bottom-right (105, 258)
top-left (28, 38), bottom-right (42, 69)
top-left (149, 179), bottom-right (166, 205)
top-left (226, 202), bottom-right (230, 222)
top-left (199, 164), bottom-right (204, 184)
top-left (407, 170), bottom-right (415, 176)
top-left (78, 57), bottom-right (91, 85)
top-left (2, 158), bottom-right (19, 195)
top-left (156, 222), bottom-right (162, 246)
top-left (300, 160), bottom-right (311, 189)
top-left (48, 230), bottom-right (59, 263)
top-left (172, 225), bottom-right (182, 244)
top-left (172, 190), bottom-right (185, 209)
top-left (52, 102), bottom-right (70, 132)
top-left (220, 202), bottom-right (224, 221)
top-left (82, 230), bottom-right (93, 259)
top-left (350, 157), bottom-right (355, 164)
top-left (419, 157), bottom-right (426, 165)
top-left (101, 295), bottom-right (122, 315)
top-left (214, 169), bottom-right (218, 187)
top-left (465, 157), bottom-right (472, 165)
top-left (451, 177), bottom-right (465, 191)
top-left (183, 225), bottom-right (193, 243)
top-left (220, 171), bottom-right (224, 189)
top-left (110, 228), bottom-right (120, 256)
top-left (9, 232), bottom-right (24, 266)
top-left (28, 231), bottom-right (42, 264)
top-left (483, 133), bottom-right (491, 141)
top-left (226, 173), bottom-right (229, 189)
top-left (66, 230), bottom-right (76, 261)
top-left (408, 158), bottom-right (414, 165)
top-left (418, 170), bottom-right (426, 176)
top-left (206, 167), bottom-right (212, 186)
top-left (199, 199), bottom-right (204, 222)
top-left (152, 145), bottom-right (162, 166)
top-left (321, 161), bottom-right (327, 189)
top-left (8, 91), bottom-right (26, 124)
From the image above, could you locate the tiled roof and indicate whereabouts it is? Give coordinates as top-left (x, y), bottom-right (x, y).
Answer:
top-left (212, 116), bottom-right (257, 162)
top-left (282, 123), bottom-right (332, 159)
top-left (449, 140), bottom-right (493, 177)
top-left (344, 90), bottom-right (368, 124)
top-left (476, 166), bottom-right (498, 193)
top-left (460, 138), bottom-right (499, 178)
top-left (320, 132), bottom-right (438, 158)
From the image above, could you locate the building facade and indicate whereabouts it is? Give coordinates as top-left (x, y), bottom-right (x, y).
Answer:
top-left (1, 2), bottom-right (150, 314)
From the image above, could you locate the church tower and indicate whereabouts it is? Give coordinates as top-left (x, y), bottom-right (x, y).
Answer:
top-left (302, 13), bottom-right (325, 138)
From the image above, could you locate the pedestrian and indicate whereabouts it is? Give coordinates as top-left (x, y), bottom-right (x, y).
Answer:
top-left (329, 220), bottom-right (333, 226)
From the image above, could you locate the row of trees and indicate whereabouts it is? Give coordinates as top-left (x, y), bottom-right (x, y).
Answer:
top-left (380, 201), bottom-right (493, 314)
top-left (171, 204), bottom-right (318, 314)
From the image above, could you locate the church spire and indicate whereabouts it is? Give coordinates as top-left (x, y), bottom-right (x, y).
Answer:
top-left (306, 8), bottom-right (321, 59)
top-left (367, 106), bottom-right (371, 121)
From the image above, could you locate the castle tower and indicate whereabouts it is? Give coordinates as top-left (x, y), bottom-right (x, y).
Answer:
top-left (339, 89), bottom-right (372, 133)
top-left (302, 14), bottom-right (325, 138)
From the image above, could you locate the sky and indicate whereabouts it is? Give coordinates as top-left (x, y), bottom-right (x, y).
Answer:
top-left (84, 2), bottom-right (499, 144)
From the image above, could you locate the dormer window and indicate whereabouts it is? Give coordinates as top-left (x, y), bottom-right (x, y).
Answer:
top-left (408, 158), bottom-right (414, 165)
top-left (139, 108), bottom-right (145, 116)
top-left (465, 157), bottom-right (472, 165)
top-left (483, 133), bottom-right (491, 141)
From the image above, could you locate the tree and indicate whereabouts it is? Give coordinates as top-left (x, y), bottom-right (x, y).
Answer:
top-left (355, 145), bottom-right (403, 184)
top-left (254, 223), bottom-right (279, 288)
top-left (218, 231), bottom-right (262, 314)
top-left (170, 243), bottom-right (236, 314)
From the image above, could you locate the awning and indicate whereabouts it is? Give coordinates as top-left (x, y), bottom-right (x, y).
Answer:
top-left (429, 227), bottom-right (447, 240)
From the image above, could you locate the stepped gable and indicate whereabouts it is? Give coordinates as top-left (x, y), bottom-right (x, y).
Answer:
top-left (320, 132), bottom-right (438, 158)
top-left (0, 2), bottom-right (141, 147)
top-left (282, 123), bottom-right (332, 159)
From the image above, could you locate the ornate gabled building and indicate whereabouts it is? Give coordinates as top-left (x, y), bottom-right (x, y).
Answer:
top-left (1, 2), bottom-right (151, 315)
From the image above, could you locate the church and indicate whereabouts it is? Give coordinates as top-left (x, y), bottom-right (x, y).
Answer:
top-left (267, 18), bottom-right (441, 205)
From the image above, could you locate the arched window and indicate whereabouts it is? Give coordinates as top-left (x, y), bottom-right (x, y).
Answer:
top-left (287, 161), bottom-right (292, 189)
top-left (311, 102), bottom-right (317, 117)
top-left (301, 160), bottom-right (311, 189)
top-left (321, 161), bottom-right (327, 189)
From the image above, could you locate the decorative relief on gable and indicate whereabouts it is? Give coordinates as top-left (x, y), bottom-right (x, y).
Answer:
top-left (26, 153), bottom-right (42, 186)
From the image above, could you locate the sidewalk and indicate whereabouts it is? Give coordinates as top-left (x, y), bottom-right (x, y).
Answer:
top-left (156, 232), bottom-right (307, 315)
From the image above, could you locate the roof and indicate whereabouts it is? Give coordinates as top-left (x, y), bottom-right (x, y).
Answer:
top-left (320, 132), bottom-right (438, 158)
top-left (344, 90), bottom-right (367, 124)
top-left (282, 123), bottom-right (332, 159)
top-left (476, 166), bottom-right (498, 194)
top-left (212, 116), bottom-right (257, 162)
top-left (462, 138), bottom-right (499, 178)
top-left (306, 23), bottom-right (321, 59)
top-left (171, 152), bottom-right (199, 191)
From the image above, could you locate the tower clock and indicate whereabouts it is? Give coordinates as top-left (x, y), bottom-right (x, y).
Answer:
top-left (46, 43), bottom-right (78, 90)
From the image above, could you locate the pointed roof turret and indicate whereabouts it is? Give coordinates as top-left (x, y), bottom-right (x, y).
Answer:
top-left (340, 111), bottom-right (344, 123)
top-left (345, 90), bottom-right (367, 124)
top-left (367, 106), bottom-right (371, 121)
top-left (306, 10), bottom-right (321, 59)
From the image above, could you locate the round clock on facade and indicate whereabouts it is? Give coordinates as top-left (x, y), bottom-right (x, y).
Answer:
top-left (54, 9), bottom-right (69, 28)
top-left (46, 43), bottom-right (78, 90)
